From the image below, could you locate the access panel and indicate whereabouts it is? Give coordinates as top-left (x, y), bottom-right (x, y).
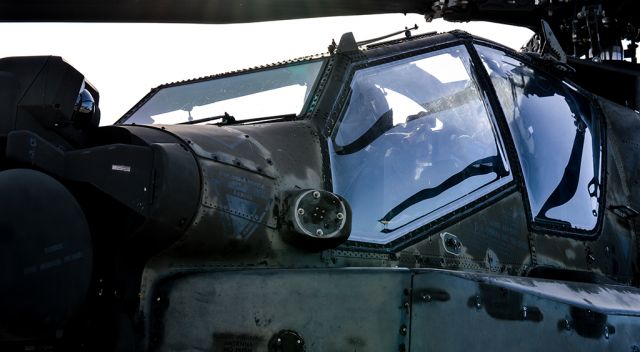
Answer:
top-left (410, 270), bottom-right (640, 351)
top-left (147, 268), bottom-right (412, 351)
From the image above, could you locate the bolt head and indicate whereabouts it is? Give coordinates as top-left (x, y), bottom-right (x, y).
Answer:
top-left (475, 296), bottom-right (482, 309)
top-left (312, 191), bottom-right (321, 199)
top-left (400, 326), bottom-right (407, 336)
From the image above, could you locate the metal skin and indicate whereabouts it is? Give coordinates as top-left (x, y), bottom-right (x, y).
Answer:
top-left (124, 32), bottom-right (639, 350)
top-left (2, 32), bottom-right (640, 351)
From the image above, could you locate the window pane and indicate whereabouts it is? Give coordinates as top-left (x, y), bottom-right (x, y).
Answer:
top-left (476, 45), bottom-right (602, 231)
top-left (330, 46), bottom-right (509, 244)
top-left (123, 60), bottom-right (324, 125)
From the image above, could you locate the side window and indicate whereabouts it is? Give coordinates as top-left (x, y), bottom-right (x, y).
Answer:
top-left (475, 45), bottom-right (602, 232)
top-left (329, 45), bottom-right (511, 244)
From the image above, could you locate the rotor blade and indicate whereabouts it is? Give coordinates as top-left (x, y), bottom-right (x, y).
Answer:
top-left (0, 0), bottom-right (434, 24)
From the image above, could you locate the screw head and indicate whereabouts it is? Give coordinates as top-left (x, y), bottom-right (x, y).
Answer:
top-left (297, 208), bottom-right (305, 216)
top-left (312, 191), bottom-right (321, 199)
top-left (316, 229), bottom-right (324, 236)
top-left (336, 212), bottom-right (344, 220)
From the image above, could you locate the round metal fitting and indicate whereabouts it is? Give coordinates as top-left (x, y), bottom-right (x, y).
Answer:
top-left (399, 325), bottom-right (407, 336)
top-left (269, 330), bottom-right (304, 352)
top-left (290, 189), bottom-right (348, 239)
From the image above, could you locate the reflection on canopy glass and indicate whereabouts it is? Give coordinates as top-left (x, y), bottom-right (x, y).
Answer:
top-left (476, 45), bottom-right (602, 231)
top-left (330, 46), bottom-right (510, 244)
top-left (123, 60), bottom-right (324, 125)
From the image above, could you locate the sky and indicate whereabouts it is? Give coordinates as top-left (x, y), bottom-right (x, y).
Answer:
top-left (0, 15), bottom-right (534, 125)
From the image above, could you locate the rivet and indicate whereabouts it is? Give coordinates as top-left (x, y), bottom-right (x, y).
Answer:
top-left (316, 229), bottom-right (324, 236)
top-left (297, 208), bottom-right (305, 215)
top-left (422, 293), bottom-right (432, 302)
top-left (400, 325), bottom-right (407, 336)
top-left (336, 212), bottom-right (344, 220)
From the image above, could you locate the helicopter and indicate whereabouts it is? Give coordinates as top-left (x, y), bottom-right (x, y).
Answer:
top-left (1, 0), bottom-right (640, 351)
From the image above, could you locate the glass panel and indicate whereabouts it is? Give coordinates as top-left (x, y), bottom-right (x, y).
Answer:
top-left (330, 46), bottom-right (509, 244)
top-left (123, 60), bottom-right (324, 125)
top-left (476, 45), bottom-right (602, 231)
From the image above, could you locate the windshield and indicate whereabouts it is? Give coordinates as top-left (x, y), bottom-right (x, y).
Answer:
top-left (120, 59), bottom-right (324, 125)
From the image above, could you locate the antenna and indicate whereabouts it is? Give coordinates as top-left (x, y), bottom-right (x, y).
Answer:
top-left (357, 24), bottom-right (419, 46)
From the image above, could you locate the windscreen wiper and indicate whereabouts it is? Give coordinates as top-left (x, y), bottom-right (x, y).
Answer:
top-left (178, 113), bottom-right (297, 126)
top-left (216, 114), bottom-right (296, 126)
top-left (178, 112), bottom-right (236, 125)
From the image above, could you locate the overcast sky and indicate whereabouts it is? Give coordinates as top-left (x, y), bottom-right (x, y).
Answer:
top-left (0, 15), bottom-right (534, 125)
